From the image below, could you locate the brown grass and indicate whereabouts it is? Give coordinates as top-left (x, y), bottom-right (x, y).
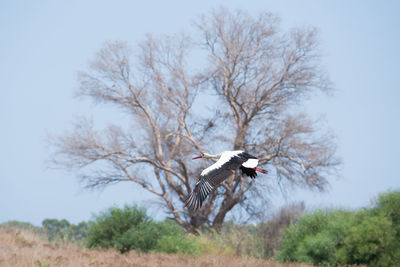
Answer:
top-left (0, 227), bottom-right (309, 267)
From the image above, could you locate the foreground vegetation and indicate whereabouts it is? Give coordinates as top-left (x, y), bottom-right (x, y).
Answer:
top-left (0, 227), bottom-right (308, 267)
top-left (278, 190), bottom-right (400, 266)
top-left (1, 190), bottom-right (399, 266)
top-left (2, 202), bottom-right (304, 259)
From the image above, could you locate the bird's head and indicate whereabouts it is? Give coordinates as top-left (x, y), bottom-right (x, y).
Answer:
top-left (192, 152), bottom-right (214, 160)
top-left (192, 152), bottom-right (204, 160)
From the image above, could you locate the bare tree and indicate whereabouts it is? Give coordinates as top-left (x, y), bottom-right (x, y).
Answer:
top-left (49, 8), bottom-right (340, 232)
top-left (258, 202), bottom-right (306, 258)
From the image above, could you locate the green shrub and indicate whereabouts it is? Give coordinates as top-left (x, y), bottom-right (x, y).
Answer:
top-left (155, 234), bottom-right (200, 256)
top-left (374, 190), bottom-right (400, 264)
top-left (85, 204), bottom-right (200, 255)
top-left (374, 190), bottom-right (400, 238)
top-left (152, 220), bottom-right (200, 256)
top-left (277, 190), bottom-right (400, 266)
top-left (277, 209), bottom-right (351, 265)
top-left (337, 211), bottom-right (396, 266)
top-left (86, 204), bottom-right (151, 252)
top-left (295, 231), bottom-right (336, 265)
top-left (115, 222), bottom-right (161, 253)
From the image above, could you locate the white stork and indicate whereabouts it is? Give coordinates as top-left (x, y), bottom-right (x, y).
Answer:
top-left (185, 150), bottom-right (267, 210)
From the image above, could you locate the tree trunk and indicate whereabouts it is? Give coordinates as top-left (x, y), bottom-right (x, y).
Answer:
top-left (212, 198), bottom-right (239, 231)
top-left (233, 124), bottom-right (248, 150)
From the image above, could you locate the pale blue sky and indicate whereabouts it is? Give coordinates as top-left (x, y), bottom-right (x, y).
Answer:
top-left (1, 0), bottom-right (399, 225)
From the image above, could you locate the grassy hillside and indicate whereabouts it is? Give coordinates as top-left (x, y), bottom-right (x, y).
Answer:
top-left (0, 227), bottom-right (309, 267)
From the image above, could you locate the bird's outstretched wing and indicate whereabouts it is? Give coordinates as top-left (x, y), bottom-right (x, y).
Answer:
top-left (185, 153), bottom-right (250, 210)
top-left (185, 168), bottom-right (233, 210)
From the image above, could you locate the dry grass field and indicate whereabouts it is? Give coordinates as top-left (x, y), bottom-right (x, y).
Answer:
top-left (0, 227), bottom-right (310, 267)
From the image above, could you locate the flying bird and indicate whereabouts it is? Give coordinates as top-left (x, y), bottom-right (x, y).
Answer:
top-left (185, 150), bottom-right (267, 210)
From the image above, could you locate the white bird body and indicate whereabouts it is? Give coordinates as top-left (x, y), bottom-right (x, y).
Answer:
top-left (241, 158), bottom-right (259, 168)
top-left (185, 150), bottom-right (267, 210)
top-left (201, 150), bottom-right (245, 176)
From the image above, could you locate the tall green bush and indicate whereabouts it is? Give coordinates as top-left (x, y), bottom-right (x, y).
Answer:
top-left (276, 190), bottom-right (400, 266)
top-left (86, 205), bottom-right (151, 252)
top-left (85, 204), bottom-right (200, 255)
top-left (374, 190), bottom-right (400, 238)
top-left (336, 211), bottom-right (396, 266)
top-left (277, 210), bottom-right (352, 265)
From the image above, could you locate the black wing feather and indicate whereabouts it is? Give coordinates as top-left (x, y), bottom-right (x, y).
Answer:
top-left (240, 166), bottom-right (257, 178)
top-left (185, 168), bottom-right (233, 210)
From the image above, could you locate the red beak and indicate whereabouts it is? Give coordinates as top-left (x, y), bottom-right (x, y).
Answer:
top-left (192, 155), bottom-right (202, 160)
